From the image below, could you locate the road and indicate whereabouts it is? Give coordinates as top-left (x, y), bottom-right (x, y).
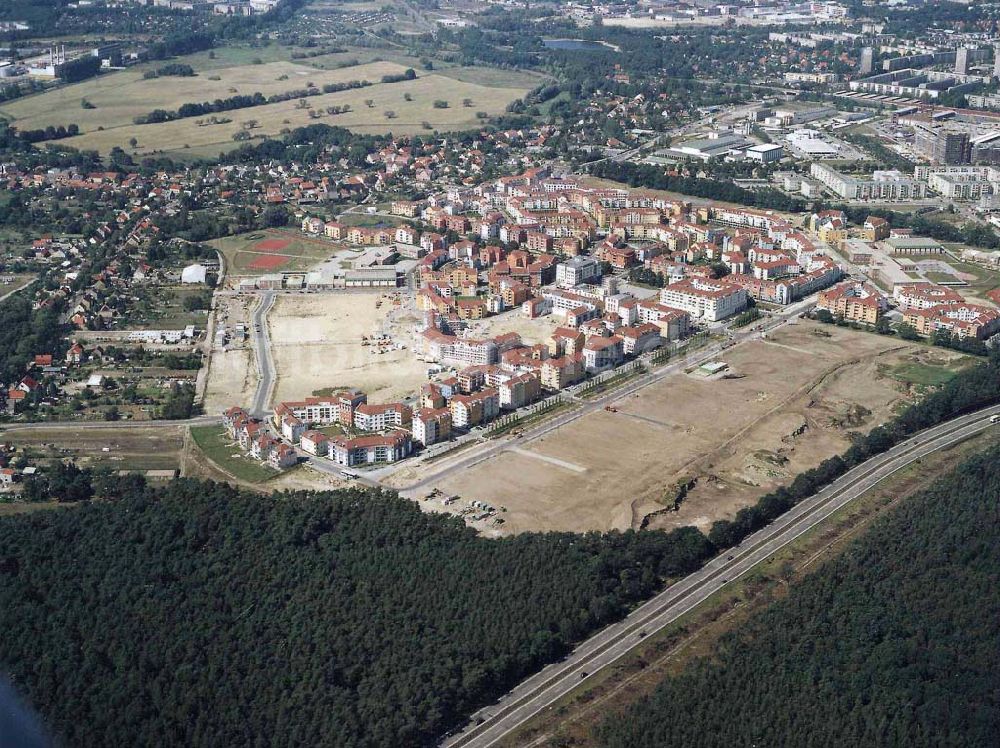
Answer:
top-left (391, 299), bottom-right (813, 494)
top-left (249, 291), bottom-right (277, 419)
top-left (443, 404), bottom-right (1000, 748)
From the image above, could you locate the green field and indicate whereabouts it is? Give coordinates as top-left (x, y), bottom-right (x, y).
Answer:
top-left (889, 358), bottom-right (969, 387)
top-left (0, 48), bottom-right (535, 158)
top-left (209, 229), bottom-right (336, 277)
top-left (190, 425), bottom-right (280, 483)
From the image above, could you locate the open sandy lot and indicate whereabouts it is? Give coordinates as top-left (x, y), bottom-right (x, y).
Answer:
top-left (432, 322), bottom-right (969, 534)
top-left (202, 292), bottom-right (258, 413)
top-left (268, 292), bottom-right (428, 405)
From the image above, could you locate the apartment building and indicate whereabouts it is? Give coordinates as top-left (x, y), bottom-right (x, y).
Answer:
top-left (541, 354), bottom-right (584, 390)
top-left (449, 388), bottom-right (500, 428)
top-left (810, 163), bottom-right (925, 201)
top-left (352, 402), bottom-right (412, 432)
top-left (893, 283), bottom-right (965, 311)
top-left (620, 323), bottom-right (662, 355)
top-left (555, 255), bottom-right (601, 286)
top-left (636, 302), bottom-right (691, 340)
top-left (499, 372), bottom-right (542, 409)
top-left (419, 329), bottom-right (499, 365)
top-left (903, 303), bottom-right (1000, 339)
top-left (274, 390), bottom-right (367, 429)
top-left (582, 335), bottom-right (624, 373)
top-left (412, 407), bottom-right (452, 446)
top-left (659, 278), bottom-right (748, 322)
top-left (817, 280), bottom-right (887, 324)
top-left (300, 430), bottom-right (330, 457)
top-left (330, 431), bottom-right (413, 466)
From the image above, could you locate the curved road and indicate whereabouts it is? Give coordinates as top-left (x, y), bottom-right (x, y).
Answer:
top-left (442, 404), bottom-right (1000, 748)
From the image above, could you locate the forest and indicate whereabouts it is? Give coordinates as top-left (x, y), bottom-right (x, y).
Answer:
top-left (0, 480), bottom-right (713, 747)
top-left (598, 444), bottom-right (1000, 747)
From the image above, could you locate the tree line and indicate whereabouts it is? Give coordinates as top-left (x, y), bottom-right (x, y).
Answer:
top-left (0, 479), bottom-right (713, 747)
top-left (588, 160), bottom-right (808, 213)
top-left (598, 443), bottom-right (1000, 747)
top-left (134, 79), bottom-right (377, 125)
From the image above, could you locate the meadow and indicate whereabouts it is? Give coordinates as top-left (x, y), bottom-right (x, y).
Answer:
top-left (0, 51), bottom-right (537, 157)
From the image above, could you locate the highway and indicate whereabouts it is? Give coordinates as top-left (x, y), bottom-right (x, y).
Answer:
top-left (249, 291), bottom-right (277, 419)
top-left (442, 404), bottom-right (1000, 748)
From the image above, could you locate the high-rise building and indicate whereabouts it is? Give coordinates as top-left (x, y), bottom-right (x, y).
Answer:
top-left (913, 124), bottom-right (972, 165)
top-left (994, 44), bottom-right (1000, 80)
top-left (860, 47), bottom-right (874, 76)
top-left (955, 47), bottom-right (970, 75)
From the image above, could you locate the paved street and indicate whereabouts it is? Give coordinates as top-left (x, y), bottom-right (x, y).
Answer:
top-left (249, 290), bottom-right (277, 419)
top-left (443, 404), bottom-right (1000, 748)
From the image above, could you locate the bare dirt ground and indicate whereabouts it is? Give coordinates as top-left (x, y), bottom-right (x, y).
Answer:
top-left (433, 321), bottom-right (967, 534)
top-left (268, 292), bottom-right (428, 404)
top-left (466, 311), bottom-right (560, 346)
top-left (202, 293), bottom-right (258, 414)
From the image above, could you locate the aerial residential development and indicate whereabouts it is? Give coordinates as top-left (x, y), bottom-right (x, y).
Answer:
top-left (1, 1), bottom-right (1000, 747)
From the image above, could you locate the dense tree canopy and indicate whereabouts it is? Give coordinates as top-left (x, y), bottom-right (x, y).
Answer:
top-left (599, 444), bottom-right (1000, 747)
top-left (0, 481), bottom-right (713, 747)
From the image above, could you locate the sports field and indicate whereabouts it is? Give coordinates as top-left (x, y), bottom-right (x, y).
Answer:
top-left (209, 229), bottom-right (334, 282)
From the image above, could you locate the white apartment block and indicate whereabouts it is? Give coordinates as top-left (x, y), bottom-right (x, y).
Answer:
top-left (659, 278), bottom-right (748, 322)
top-left (555, 255), bottom-right (601, 286)
top-left (352, 402), bottom-right (411, 432)
top-left (810, 163), bottom-right (926, 201)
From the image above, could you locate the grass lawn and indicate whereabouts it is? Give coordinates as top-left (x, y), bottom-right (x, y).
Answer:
top-left (889, 361), bottom-right (964, 387)
top-left (190, 425), bottom-right (280, 483)
top-left (339, 212), bottom-right (403, 228)
top-left (923, 271), bottom-right (962, 284)
top-left (209, 229), bottom-right (335, 276)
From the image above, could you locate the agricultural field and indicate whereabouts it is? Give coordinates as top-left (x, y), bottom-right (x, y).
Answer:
top-left (1, 56), bottom-right (534, 157)
top-left (209, 229), bottom-right (335, 282)
top-left (267, 292), bottom-right (428, 406)
top-left (0, 425), bottom-right (186, 474)
top-left (425, 322), bottom-right (970, 535)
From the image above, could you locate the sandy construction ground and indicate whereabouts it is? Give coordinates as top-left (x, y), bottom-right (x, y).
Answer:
top-left (466, 311), bottom-right (560, 346)
top-left (202, 293), bottom-right (258, 413)
top-left (268, 292), bottom-right (428, 405)
top-left (432, 322), bottom-right (966, 535)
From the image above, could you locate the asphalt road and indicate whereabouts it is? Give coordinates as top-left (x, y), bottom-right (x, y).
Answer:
top-left (249, 291), bottom-right (277, 419)
top-left (442, 404), bottom-right (1000, 748)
